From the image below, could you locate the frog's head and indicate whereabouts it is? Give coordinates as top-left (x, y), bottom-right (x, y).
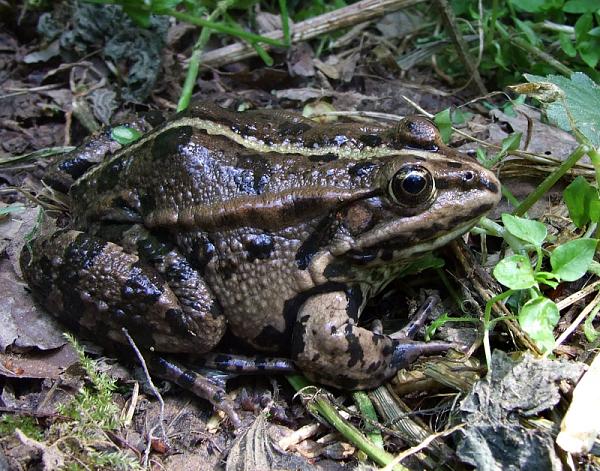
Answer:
top-left (307, 121), bottom-right (501, 285)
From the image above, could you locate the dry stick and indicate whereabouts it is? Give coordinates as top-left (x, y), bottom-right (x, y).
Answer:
top-left (200, 0), bottom-right (427, 69)
top-left (381, 424), bottom-right (465, 471)
top-left (556, 280), bottom-right (600, 311)
top-left (433, 0), bottom-right (487, 95)
top-left (554, 291), bottom-right (600, 351)
top-left (121, 328), bottom-right (167, 467)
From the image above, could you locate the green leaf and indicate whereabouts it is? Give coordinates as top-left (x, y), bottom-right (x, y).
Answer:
top-left (518, 297), bottom-right (559, 352)
top-left (514, 19), bottom-right (539, 46)
top-left (434, 108), bottom-right (452, 143)
top-left (590, 199), bottom-right (600, 222)
top-left (451, 109), bottom-right (472, 125)
top-left (535, 271), bottom-right (560, 288)
top-left (152, 0), bottom-right (184, 10)
top-left (564, 0), bottom-right (600, 13)
top-left (122, 6), bottom-right (152, 27)
top-left (550, 238), bottom-right (598, 281)
top-left (583, 309), bottom-right (599, 341)
top-left (500, 132), bottom-right (523, 154)
top-left (111, 126), bottom-right (143, 145)
top-left (589, 26), bottom-right (600, 37)
top-left (563, 176), bottom-right (597, 227)
top-left (493, 254), bottom-right (537, 289)
top-left (502, 213), bottom-right (547, 246)
top-left (476, 147), bottom-right (488, 165)
top-left (509, 0), bottom-right (546, 12)
top-left (0, 203), bottom-right (25, 216)
top-left (588, 260), bottom-right (600, 276)
top-left (559, 33), bottom-right (577, 57)
top-left (575, 14), bottom-right (593, 44)
top-left (523, 72), bottom-right (600, 148)
top-left (578, 40), bottom-right (600, 69)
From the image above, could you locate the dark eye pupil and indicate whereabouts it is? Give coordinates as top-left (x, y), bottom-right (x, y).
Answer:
top-left (389, 164), bottom-right (435, 207)
top-left (402, 173), bottom-right (426, 194)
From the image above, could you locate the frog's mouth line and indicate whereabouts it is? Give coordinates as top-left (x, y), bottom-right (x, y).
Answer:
top-left (345, 218), bottom-right (481, 265)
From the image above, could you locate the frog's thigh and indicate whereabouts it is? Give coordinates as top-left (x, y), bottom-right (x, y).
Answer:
top-left (291, 291), bottom-right (402, 389)
top-left (22, 230), bottom-right (225, 353)
top-left (117, 225), bottom-right (225, 348)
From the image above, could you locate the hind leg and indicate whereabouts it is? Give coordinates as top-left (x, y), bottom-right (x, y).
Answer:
top-left (20, 230), bottom-right (243, 423)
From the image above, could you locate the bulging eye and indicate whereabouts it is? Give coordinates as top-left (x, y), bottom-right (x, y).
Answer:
top-left (389, 164), bottom-right (436, 206)
top-left (395, 116), bottom-right (441, 150)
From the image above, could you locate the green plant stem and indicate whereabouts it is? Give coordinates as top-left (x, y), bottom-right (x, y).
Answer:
top-left (488, 0), bottom-right (499, 47)
top-left (501, 185), bottom-right (521, 211)
top-left (513, 144), bottom-right (589, 216)
top-left (252, 42), bottom-right (274, 66)
top-left (496, 23), bottom-right (573, 76)
top-left (534, 246), bottom-right (543, 273)
top-left (588, 147), bottom-right (600, 188)
top-left (166, 9), bottom-right (286, 47)
top-left (584, 222), bottom-right (597, 239)
top-left (278, 0), bottom-right (290, 45)
top-left (483, 290), bottom-right (514, 370)
top-left (352, 391), bottom-right (384, 449)
top-left (286, 375), bottom-right (406, 471)
top-left (476, 217), bottom-right (505, 238)
top-left (177, 1), bottom-right (233, 111)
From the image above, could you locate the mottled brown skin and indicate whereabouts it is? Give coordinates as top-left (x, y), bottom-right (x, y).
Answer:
top-left (21, 102), bottom-right (501, 424)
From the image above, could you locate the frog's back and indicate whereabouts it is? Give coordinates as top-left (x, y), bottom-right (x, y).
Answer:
top-left (70, 124), bottom-right (379, 232)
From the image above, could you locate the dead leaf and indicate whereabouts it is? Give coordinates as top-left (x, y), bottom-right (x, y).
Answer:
top-left (287, 43), bottom-right (315, 78)
top-left (0, 346), bottom-right (78, 379)
top-left (489, 105), bottom-right (578, 159)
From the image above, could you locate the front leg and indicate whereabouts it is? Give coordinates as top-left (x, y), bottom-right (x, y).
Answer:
top-left (291, 291), bottom-right (449, 389)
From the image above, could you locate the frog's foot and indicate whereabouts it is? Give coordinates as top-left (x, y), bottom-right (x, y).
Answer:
top-left (391, 294), bottom-right (440, 340)
top-left (291, 291), bottom-right (451, 390)
top-left (149, 356), bottom-right (241, 428)
top-left (197, 353), bottom-right (296, 374)
top-left (20, 229), bottom-right (226, 353)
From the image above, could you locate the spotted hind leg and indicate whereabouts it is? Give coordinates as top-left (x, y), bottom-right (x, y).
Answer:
top-left (21, 229), bottom-right (226, 352)
top-left (291, 291), bottom-right (451, 390)
top-left (20, 229), bottom-right (242, 423)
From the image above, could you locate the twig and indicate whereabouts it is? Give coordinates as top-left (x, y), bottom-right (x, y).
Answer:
top-left (381, 424), bottom-right (465, 471)
top-left (200, 0), bottom-right (426, 68)
top-left (556, 280), bottom-right (600, 311)
top-left (121, 328), bottom-right (167, 464)
top-left (433, 0), bottom-right (487, 95)
top-left (554, 291), bottom-right (600, 351)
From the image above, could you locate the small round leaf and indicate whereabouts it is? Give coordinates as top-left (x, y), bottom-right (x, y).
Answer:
top-left (502, 214), bottom-right (547, 246)
top-left (493, 254), bottom-right (536, 289)
top-left (550, 238), bottom-right (598, 281)
top-left (518, 297), bottom-right (559, 353)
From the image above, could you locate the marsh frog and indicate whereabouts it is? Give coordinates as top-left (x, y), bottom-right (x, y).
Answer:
top-left (21, 102), bottom-right (501, 425)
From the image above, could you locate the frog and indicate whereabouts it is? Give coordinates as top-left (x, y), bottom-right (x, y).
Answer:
top-left (20, 101), bottom-right (501, 426)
